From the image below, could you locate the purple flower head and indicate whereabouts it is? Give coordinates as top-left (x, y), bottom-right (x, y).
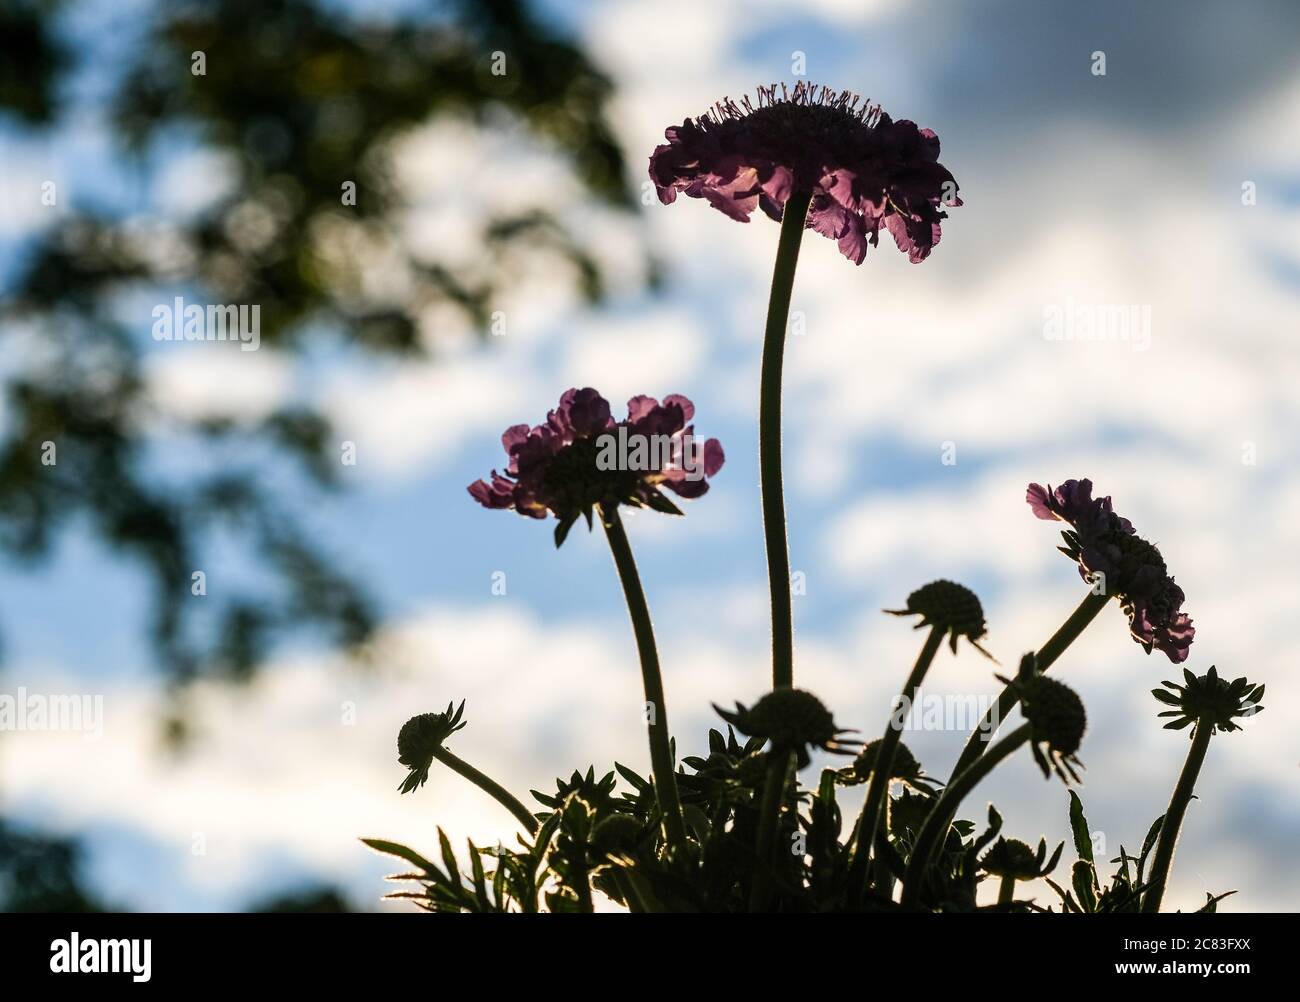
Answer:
top-left (469, 388), bottom-right (725, 546)
top-left (649, 82), bottom-right (960, 265)
top-left (1027, 479), bottom-right (1195, 663)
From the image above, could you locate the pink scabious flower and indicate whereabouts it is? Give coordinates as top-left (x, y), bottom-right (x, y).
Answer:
top-left (469, 388), bottom-right (725, 546)
top-left (648, 81), bottom-right (960, 264)
top-left (1027, 479), bottom-right (1194, 663)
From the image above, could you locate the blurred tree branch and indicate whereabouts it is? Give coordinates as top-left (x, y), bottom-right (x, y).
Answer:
top-left (0, 0), bottom-right (641, 699)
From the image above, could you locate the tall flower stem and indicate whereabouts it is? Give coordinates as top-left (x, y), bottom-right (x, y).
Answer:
top-left (431, 746), bottom-right (538, 835)
top-left (947, 589), bottom-right (1108, 783)
top-left (900, 723), bottom-right (1032, 908)
top-left (759, 188), bottom-right (813, 691)
top-left (749, 749), bottom-right (797, 912)
top-left (996, 874), bottom-right (1016, 905)
top-left (848, 624), bottom-right (945, 897)
top-left (1141, 715), bottom-right (1214, 913)
top-left (601, 506), bottom-right (687, 849)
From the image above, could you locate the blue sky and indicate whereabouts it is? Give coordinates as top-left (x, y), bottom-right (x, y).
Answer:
top-left (3, 0), bottom-right (1300, 911)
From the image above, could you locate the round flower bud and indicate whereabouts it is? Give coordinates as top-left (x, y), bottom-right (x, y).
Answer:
top-left (714, 689), bottom-right (855, 768)
top-left (980, 837), bottom-right (1041, 879)
top-left (396, 701), bottom-right (466, 794)
top-left (854, 738), bottom-right (921, 782)
top-left (1020, 675), bottom-right (1086, 756)
top-left (888, 580), bottom-right (992, 657)
top-left (398, 715), bottom-right (443, 768)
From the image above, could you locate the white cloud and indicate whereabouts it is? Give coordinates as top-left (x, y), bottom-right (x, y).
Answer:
top-left (143, 344), bottom-right (293, 423)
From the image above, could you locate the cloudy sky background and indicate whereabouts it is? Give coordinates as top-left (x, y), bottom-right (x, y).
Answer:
top-left (2, 0), bottom-right (1299, 910)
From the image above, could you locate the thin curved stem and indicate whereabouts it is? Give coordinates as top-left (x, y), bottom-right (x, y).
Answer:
top-left (749, 749), bottom-right (797, 912)
top-left (432, 747), bottom-right (538, 835)
top-left (848, 624), bottom-right (945, 897)
top-left (948, 590), bottom-right (1108, 783)
top-left (900, 723), bottom-right (1032, 909)
top-left (1142, 717), bottom-right (1214, 913)
top-left (759, 189), bottom-right (813, 691)
top-left (601, 507), bottom-right (687, 849)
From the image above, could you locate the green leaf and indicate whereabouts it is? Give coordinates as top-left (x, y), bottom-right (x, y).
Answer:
top-left (438, 828), bottom-right (463, 890)
top-left (492, 850), bottom-right (507, 911)
top-left (1071, 859), bottom-right (1098, 913)
top-left (1047, 877), bottom-right (1081, 914)
top-left (1137, 816), bottom-right (1164, 883)
top-left (469, 840), bottom-right (490, 909)
top-left (1045, 840), bottom-right (1065, 875)
top-left (360, 838), bottom-right (439, 876)
top-left (1068, 790), bottom-right (1095, 865)
top-left (682, 804), bottom-right (711, 842)
top-left (1198, 889), bottom-right (1236, 912)
top-left (554, 513), bottom-right (579, 548)
top-left (1115, 845), bottom-right (1133, 884)
top-left (615, 762), bottom-right (649, 790)
top-left (642, 489), bottom-right (684, 516)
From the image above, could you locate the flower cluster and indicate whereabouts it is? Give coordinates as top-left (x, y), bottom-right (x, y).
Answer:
top-left (1027, 479), bottom-right (1194, 662)
top-left (649, 82), bottom-right (959, 264)
top-left (372, 88), bottom-right (1259, 917)
top-left (469, 388), bottom-right (724, 546)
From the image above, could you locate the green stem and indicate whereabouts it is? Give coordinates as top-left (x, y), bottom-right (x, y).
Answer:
top-left (759, 188), bottom-right (813, 691)
top-left (609, 870), bottom-right (646, 913)
top-left (432, 747), bottom-right (538, 835)
top-left (601, 507), bottom-right (687, 849)
top-left (997, 873), bottom-right (1016, 905)
top-left (948, 590), bottom-right (1108, 783)
top-left (749, 750), bottom-right (797, 912)
top-left (1142, 716), bottom-right (1214, 913)
top-left (900, 723), bottom-right (1032, 908)
top-left (871, 799), bottom-right (902, 898)
top-left (848, 624), bottom-right (945, 896)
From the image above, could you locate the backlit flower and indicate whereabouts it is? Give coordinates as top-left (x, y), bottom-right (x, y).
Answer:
top-left (649, 82), bottom-right (960, 264)
top-left (469, 388), bottom-right (725, 546)
top-left (1027, 478), bottom-right (1195, 663)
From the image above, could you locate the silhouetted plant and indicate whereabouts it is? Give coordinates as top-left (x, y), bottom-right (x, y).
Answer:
top-left (367, 85), bottom-right (1261, 913)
